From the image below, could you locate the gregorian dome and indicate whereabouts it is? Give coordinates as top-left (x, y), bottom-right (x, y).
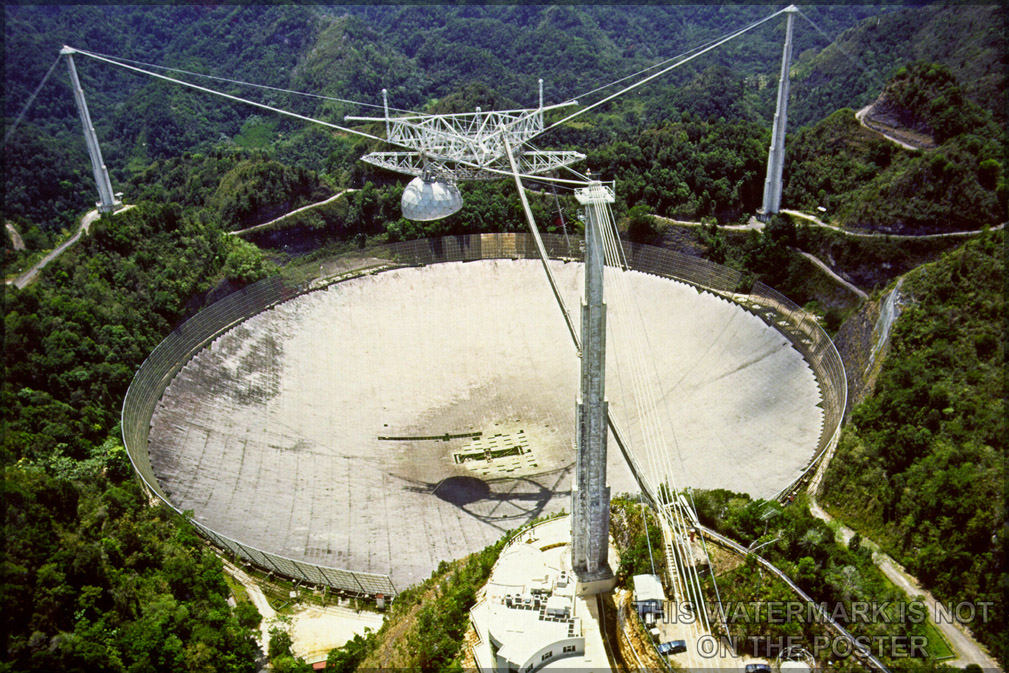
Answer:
top-left (401, 176), bottom-right (463, 221)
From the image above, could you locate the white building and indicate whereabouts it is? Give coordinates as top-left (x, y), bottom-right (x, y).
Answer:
top-left (469, 515), bottom-right (611, 672)
top-left (632, 573), bottom-right (665, 622)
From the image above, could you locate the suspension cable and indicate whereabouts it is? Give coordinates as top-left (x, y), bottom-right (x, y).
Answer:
top-left (67, 47), bottom-right (603, 189)
top-left (73, 47), bottom-right (419, 113)
top-left (794, 8), bottom-right (876, 81)
top-left (539, 6), bottom-right (786, 137)
top-left (4, 54), bottom-right (63, 144)
top-left (67, 46), bottom-right (391, 145)
top-left (595, 202), bottom-right (711, 635)
top-left (503, 138), bottom-right (581, 350)
top-left (561, 8), bottom-right (785, 106)
top-left (597, 206), bottom-right (720, 636)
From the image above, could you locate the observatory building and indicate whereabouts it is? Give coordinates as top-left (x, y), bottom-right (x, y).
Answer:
top-left (468, 515), bottom-right (612, 672)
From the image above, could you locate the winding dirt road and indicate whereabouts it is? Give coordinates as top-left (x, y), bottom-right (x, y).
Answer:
top-left (855, 105), bottom-right (920, 151)
top-left (796, 249), bottom-right (868, 299)
top-left (781, 209), bottom-right (1006, 240)
top-left (7, 204), bottom-right (133, 290)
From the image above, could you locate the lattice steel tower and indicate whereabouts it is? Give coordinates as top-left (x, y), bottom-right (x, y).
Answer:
top-left (570, 181), bottom-right (615, 588)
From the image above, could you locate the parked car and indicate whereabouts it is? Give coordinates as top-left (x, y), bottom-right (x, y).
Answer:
top-left (657, 640), bottom-right (687, 655)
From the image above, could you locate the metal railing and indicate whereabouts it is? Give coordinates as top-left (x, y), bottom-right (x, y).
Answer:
top-left (121, 233), bottom-right (846, 594)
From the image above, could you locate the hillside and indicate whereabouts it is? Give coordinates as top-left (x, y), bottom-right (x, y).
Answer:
top-left (0, 4), bottom-right (899, 239)
top-left (820, 230), bottom-right (1006, 664)
top-left (784, 62), bottom-right (1006, 234)
top-left (6, 4), bottom-right (1004, 247)
top-left (2, 6), bottom-right (1006, 672)
top-left (2, 206), bottom-right (264, 672)
top-left (789, 3), bottom-right (1007, 128)
top-left (323, 540), bottom-right (504, 672)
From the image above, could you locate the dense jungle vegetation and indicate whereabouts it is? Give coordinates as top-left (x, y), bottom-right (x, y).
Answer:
top-left (820, 231), bottom-right (1006, 664)
top-left (784, 62), bottom-right (1006, 233)
top-left (2, 206), bottom-right (262, 671)
top-left (3, 4), bottom-right (1005, 247)
top-left (2, 4), bottom-right (1005, 672)
top-left (693, 490), bottom-right (952, 671)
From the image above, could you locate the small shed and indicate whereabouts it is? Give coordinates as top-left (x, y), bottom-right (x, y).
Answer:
top-left (632, 574), bottom-right (665, 619)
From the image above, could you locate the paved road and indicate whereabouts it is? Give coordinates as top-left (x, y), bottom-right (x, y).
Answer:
top-left (700, 524), bottom-right (891, 673)
top-left (806, 443), bottom-right (1001, 670)
top-left (855, 105), bottom-right (920, 151)
top-left (653, 213), bottom-right (869, 299)
top-left (8, 204), bottom-right (133, 290)
top-left (228, 189), bottom-right (356, 237)
top-left (807, 499), bottom-right (1002, 671)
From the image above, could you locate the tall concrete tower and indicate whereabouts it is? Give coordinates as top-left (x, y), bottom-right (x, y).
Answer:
top-left (571, 181), bottom-right (615, 592)
top-left (61, 46), bottom-right (120, 214)
top-left (760, 5), bottom-right (798, 219)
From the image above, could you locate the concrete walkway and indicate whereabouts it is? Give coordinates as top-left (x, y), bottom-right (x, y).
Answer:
top-left (796, 249), bottom-right (868, 300)
top-left (7, 204), bottom-right (133, 289)
top-left (228, 189), bottom-right (356, 237)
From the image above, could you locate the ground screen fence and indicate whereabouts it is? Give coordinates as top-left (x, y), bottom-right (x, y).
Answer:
top-left (122, 233), bottom-right (846, 595)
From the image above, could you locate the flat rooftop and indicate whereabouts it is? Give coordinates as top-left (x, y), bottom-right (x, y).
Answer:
top-left (148, 259), bottom-right (822, 588)
top-left (633, 573), bottom-right (665, 603)
top-left (470, 515), bottom-right (610, 671)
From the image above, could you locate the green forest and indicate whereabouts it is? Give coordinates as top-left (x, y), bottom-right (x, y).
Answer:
top-left (3, 206), bottom-right (258, 671)
top-left (3, 4), bottom-right (1005, 248)
top-left (692, 490), bottom-right (953, 671)
top-left (3, 4), bottom-right (1006, 672)
top-left (820, 231), bottom-right (1006, 664)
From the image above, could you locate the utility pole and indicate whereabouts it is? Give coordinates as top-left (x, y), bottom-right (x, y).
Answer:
top-left (759, 5), bottom-right (798, 219)
top-left (61, 46), bottom-right (120, 214)
top-left (571, 181), bottom-right (616, 593)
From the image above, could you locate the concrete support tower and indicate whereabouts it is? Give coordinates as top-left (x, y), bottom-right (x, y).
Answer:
top-left (571, 181), bottom-right (615, 591)
top-left (61, 47), bottom-right (120, 214)
top-left (760, 5), bottom-right (798, 219)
